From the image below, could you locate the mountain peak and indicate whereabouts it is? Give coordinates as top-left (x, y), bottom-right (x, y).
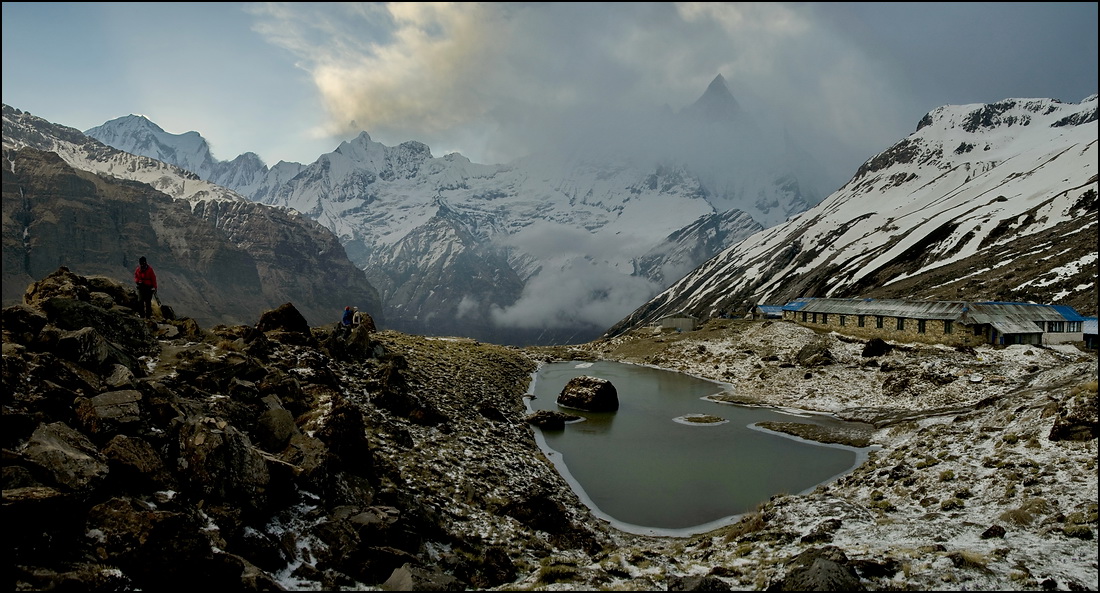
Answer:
top-left (707, 73), bottom-right (728, 93)
top-left (682, 74), bottom-right (741, 122)
top-left (101, 113), bottom-right (166, 135)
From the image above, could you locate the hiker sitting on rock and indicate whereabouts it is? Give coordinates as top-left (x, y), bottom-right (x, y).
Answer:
top-left (337, 306), bottom-right (354, 338)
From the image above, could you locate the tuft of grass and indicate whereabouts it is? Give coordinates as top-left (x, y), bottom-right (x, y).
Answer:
top-left (1062, 524), bottom-right (1094, 540)
top-left (915, 456), bottom-right (940, 469)
top-left (536, 562), bottom-right (579, 585)
top-left (870, 500), bottom-right (896, 511)
top-left (948, 550), bottom-right (989, 570)
top-left (1069, 380), bottom-right (1098, 396)
top-left (998, 497), bottom-right (1049, 525)
top-left (721, 511), bottom-right (768, 543)
top-left (215, 338), bottom-right (242, 352)
top-left (940, 498), bottom-right (965, 510)
top-left (939, 470), bottom-right (956, 482)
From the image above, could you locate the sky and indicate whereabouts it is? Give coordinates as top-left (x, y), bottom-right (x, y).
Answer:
top-left (3, 2), bottom-right (1097, 185)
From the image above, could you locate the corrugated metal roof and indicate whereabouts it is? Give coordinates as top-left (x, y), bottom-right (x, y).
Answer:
top-left (988, 319), bottom-right (1043, 335)
top-left (1051, 305), bottom-right (1089, 322)
top-left (660, 312), bottom-right (698, 320)
top-left (788, 298), bottom-right (967, 319)
top-left (780, 298), bottom-right (815, 312)
top-left (962, 302), bottom-right (1066, 326)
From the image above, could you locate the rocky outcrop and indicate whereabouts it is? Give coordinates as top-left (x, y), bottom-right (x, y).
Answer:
top-left (1048, 385), bottom-right (1099, 441)
top-left (557, 375), bottom-right (619, 412)
top-left (767, 546), bottom-right (865, 591)
top-left (2, 269), bottom-right (599, 591)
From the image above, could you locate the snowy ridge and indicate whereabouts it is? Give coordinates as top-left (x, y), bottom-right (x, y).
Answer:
top-left (608, 96), bottom-right (1098, 335)
top-left (3, 105), bottom-right (250, 208)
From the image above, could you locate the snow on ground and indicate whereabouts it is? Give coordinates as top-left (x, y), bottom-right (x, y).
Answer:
top-left (540, 319), bottom-right (1099, 591)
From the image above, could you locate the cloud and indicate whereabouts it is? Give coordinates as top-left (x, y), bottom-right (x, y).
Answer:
top-left (243, 2), bottom-right (1096, 184)
top-left (247, 3), bottom-right (905, 176)
top-left (490, 257), bottom-right (661, 331)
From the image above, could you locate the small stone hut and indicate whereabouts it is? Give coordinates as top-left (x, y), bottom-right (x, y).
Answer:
top-left (657, 312), bottom-right (698, 332)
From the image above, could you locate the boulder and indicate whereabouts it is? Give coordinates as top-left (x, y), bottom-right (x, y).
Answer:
top-left (524, 410), bottom-right (582, 430)
top-left (862, 337), bottom-right (893, 357)
top-left (796, 340), bottom-right (835, 367)
top-left (768, 546), bottom-right (865, 591)
top-left (556, 376), bottom-right (619, 412)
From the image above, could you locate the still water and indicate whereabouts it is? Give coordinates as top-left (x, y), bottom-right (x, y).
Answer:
top-left (526, 360), bottom-right (870, 536)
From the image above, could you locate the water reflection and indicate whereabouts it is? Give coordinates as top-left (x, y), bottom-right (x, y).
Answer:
top-left (526, 361), bottom-right (871, 536)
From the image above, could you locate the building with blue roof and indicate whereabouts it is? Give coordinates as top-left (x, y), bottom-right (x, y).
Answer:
top-left (753, 305), bottom-right (785, 319)
top-left (779, 298), bottom-right (1086, 347)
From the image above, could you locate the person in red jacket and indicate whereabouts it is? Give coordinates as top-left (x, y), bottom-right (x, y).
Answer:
top-left (134, 256), bottom-right (158, 319)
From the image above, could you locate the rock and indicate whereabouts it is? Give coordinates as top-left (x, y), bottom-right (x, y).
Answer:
top-left (768, 546), bottom-right (865, 591)
top-left (524, 410), bottom-right (582, 430)
top-left (981, 524), bottom-right (1007, 539)
top-left (383, 563), bottom-right (465, 591)
top-left (862, 337), bottom-right (893, 357)
top-left (22, 422), bottom-right (109, 492)
top-left (557, 375), bottom-right (619, 412)
top-left (1048, 388), bottom-right (1098, 442)
top-left (256, 302), bottom-right (311, 334)
top-left (797, 340), bottom-right (835, 367)
top-left (668, 574), bottom-right (732, 591)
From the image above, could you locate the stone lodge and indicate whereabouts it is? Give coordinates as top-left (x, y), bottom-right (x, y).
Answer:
top-left (781, 298), bottom-right (1086, 347)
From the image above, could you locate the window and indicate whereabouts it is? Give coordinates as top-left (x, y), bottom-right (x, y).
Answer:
top-left (1048, 321), bottom-right (1065, 332)
top-left (974, 325), bottom-right (983, 336)
top-left (918, 319), bottom-right (926, 333)
top-left (821, 313), bottom-right (828, 324)
top-left (1068, 321), bottom-right (1081, 332)
top-left (944, 320), bottom-right (953, 334)
top-left (839, 315), bottom-right (846, 327)
top-left (801, 312), bottom-right (807, 322)
top-left (812, 313), bottom-right (818, 323)
top-left (858, 315), bottom-right (866, 327)
top-left (896, 318), bottom-right (905, 330)
top-left (875, 316), bottom-right (884, 329)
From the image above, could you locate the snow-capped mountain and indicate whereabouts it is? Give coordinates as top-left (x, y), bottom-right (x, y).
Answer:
top-left (84, 114), bottom-right (306, 202)
top-left (85, 75), bottom-right (817, 345)
top-left (605, 95), bottom-right (1099, 337)
top-left (3, 107), bottom-right (249, 207)
top-left (2, 104), bottom-right (382, 329)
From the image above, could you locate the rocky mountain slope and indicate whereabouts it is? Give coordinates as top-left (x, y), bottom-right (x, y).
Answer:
top-left (2, 105), bottom-right (382, 329)
top-left (81, 76), bottom-right (814, 345)
top-left (607, 95), bottom-right (1099, 337)
top-left (4, 269), bottom-right (1096, 591)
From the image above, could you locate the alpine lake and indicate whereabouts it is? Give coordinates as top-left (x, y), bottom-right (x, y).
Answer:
top-left (526, 360), bottom-right (873, 536)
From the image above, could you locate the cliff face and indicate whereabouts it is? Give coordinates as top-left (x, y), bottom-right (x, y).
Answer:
top-left (2, 147), bottom-right (382, 328)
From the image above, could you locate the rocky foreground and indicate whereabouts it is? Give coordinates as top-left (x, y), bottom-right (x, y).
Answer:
top-left (3, 268), bottom-right (1097, 591)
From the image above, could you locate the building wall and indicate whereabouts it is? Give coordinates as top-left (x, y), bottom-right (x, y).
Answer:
top-left (660, 317), bottom-right (697, 332)
top-left (782, 310), bottom-right (989, 347)
top-left (1042, 332), bottom-right (1084, 345)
